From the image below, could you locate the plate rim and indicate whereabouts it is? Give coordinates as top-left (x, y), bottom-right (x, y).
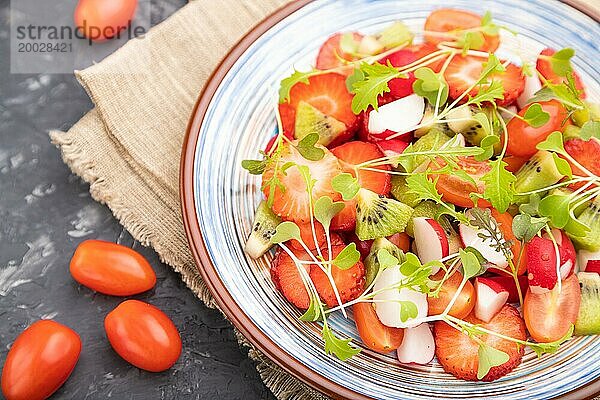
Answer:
top-left (180, 1), bottom-right (600, 399)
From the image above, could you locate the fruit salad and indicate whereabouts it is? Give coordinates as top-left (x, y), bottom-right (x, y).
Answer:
top-left (241, 8), bottom-right (600, 382)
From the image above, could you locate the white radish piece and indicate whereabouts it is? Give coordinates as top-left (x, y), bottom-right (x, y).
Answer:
top-left (373, 265), bottom-right (428, 328)
top-left (474, 277), bottom-right (509, 323)
top-left (517, 74), bottom-right (543, 109)
top-left (396, 323), bottom-right (435, 365)
top-left (368, 94), bottom-right (425, 135)
top-left (413, 218), bottom-right (449, 274)
top-left (459, 220), bottom-right (509, 269)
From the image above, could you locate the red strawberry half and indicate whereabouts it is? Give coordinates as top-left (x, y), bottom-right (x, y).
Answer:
top-left (316, 33), bottom-right (364, 75)
top-left (444, 55), bottom-right (525, 107)
top-left (434, 305), bottom-right (526, 381)
top-left (270, 248), bottom-right (312, 309)
top-left (330, 141), bottom-right (391, 231)
top-left (526, 236), bottom-right (558, 294)
top-left (379, 49), bottom-right (419, 99)
top-left (309, 243), bottom-right (366, 307)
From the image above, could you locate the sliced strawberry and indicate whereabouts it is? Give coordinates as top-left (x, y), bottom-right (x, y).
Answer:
top-left (409, 43), bottom-right (445, 72)
top-left (280, 73), bottom-right (359, 144)
top-left (270, 248), bottom-right (311, 309)
top-left (262, 142), bottom-right (342, 223)
top-left (316, 33), bottom-right (363, 75)
top-left (264, 130), bottom-right (294, 155)
top-left (379, 49), bottom-right (419, 99)
top-left (537, 48), bottom-right (586, 98)
top-left (564, 138), bottom-right (600, 190)
top-left (434, 305), bottom-right (526, 381)
top-left (330, 141), bottom-right (391, 230)
top-left (290, 221), bottom-right (327, 251)
top-left (309, 244), bottom-right (366, 307)
top-left (444, 55), bottom-right (525, 107)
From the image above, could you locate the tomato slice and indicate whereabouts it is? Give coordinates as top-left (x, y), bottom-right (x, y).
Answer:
top-left (428, 270), bottom-right (475, 319)
top-left (523, 274), bottom-right (581, 343)
top-left (431, 156), bottom-right (491, 208)
top-left (505, 100), bottom-right (569, 157)
top-left (424, 8), bottom-right (499, 52)
top-left (353, 302), bottom-right (404, 353)
top-left (490, 209), bottom-right (527, 275)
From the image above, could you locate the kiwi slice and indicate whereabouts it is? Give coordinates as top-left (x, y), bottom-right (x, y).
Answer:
top-left (575, 272), bottom-right (600, 335)
top-left (569, 196), bottom-right (600, 251)
top-left (355, 188), bottom-right (414, 241)
top-left (446, 106), bottom-right (501, 151)
top-left (514, 150), bottom-right (564, 203)
top-left (414, 104), bottom-right (453, 138)
top-left (363, 237), bottom-right (406, 287)
top-left (405, 201), bottom-right (440, 237)
top-left (410, 128), bottom-right (451, 171)
top-left (244, 201), bottom-right (281, 259)
top-left (390, 175), bottom-right (420, 207)
top-left (294, 101), bottom-right (346, 146)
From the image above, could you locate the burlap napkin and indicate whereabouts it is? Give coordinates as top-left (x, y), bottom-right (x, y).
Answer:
top-left (49, 0), bottom-right (599, 399)
top-left (49, 1), bottom-right (327, 399)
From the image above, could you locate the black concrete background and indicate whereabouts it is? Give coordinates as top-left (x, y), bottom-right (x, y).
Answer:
top-left (0, 1), bottom-right (276, 398)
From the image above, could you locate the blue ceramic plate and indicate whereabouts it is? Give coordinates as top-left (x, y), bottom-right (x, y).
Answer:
top-left (181, 1), bottom-right (600, 398)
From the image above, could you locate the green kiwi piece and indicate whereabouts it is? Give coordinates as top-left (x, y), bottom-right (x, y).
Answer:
top-left (411, 128), bottom-right (452, 170)
top-left (572, 101), bottom-right (600, 127)
top-left (575, 272), bottom-right (600, 335)
top-left (355, 188), bottom-right (414, 241)
top-left (244, 201), bottom-right (281, 259)
top-left (514, 150), bottom-right (564, 203)
top-left (294, 101), bottom-right (346, 146)
top-left (390, 175), bottom-right (420, 207)
top-left (446, 106), bottom-right (501, 151)
top-left (405, 201), bottom-right (440, 237)
top-left (414, 104), bottom-right (453, 138)
top-left (363, 237), bottom-right (406, 287)
top-left (569, 196), bottom-right (600, 251)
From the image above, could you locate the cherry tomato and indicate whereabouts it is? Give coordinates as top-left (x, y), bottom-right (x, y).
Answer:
top-left (353, 303), bottom-right (404, 353)
top-left (1, 320), bottom-right (81, 400)
top-left (490, 209), bottom-right (527, 275)
top-left (505, 100), bottom-right (569, 157)
top-left (105, 300), bottom-right (181, 372)
top-left (74, 0), bottom-right (138, 41)
top-left (428, 270), bottom-right (475, 319)
top-left (70, 240), bottom-right (156, 296)
top-left (523, 274), bottom-right (580, 343)
top-left (424, 9), bottom-right (499, 52)
top-left (432, 156), bottom-right (491, 208)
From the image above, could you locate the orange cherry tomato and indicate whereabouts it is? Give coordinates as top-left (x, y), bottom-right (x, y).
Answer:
top-left (424, 9), bottom-right (499, 52)
top-left (1, 320), bottom-right (81, 400)
top-left (70, 240), bottom-right (156, 296)
top-left (431, 156), bottom-right (491, 208)
top-left (490, 209), bottom-right (527, 275)
top-left (105, 300), bottom-right (181, 372)
top-left (74, 0), bottom-right (138, 41)
top-left (353, 303), bottom-right (404, 353)
top-left (428, 270), bottom-right (475, 319)
top-left (505, 100), bottom-right (569, 157)
top-left (523, 274), bottom-right (580, 343)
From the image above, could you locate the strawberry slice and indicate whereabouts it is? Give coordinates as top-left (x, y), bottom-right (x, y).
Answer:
top-left (316, 33), bottom-right (364, 75)
top-left (434, 305), bottom-right (526, 381)
top-left (409, 43), bottom-right (445, 73)
top-left (290, 221), bottom-right (327, 251)
top-left (379, 49), bottom-right (419, 99)
top-left (262, 142), bottom-right (342, 223)
top-left (444, 55), bottom-right (525, 107)
top-left (309, 243), bottom-right (366, 307)
top-left (270, 248), bottom-right (312, 309)
top-left (280, 73), bottom-right (359, 142)
top-left (564, 138), bottom-right (600, 190)
top-left (330, 141), bottom-right (391, 230)
top-left (537, 48), bottom-right (586, 98)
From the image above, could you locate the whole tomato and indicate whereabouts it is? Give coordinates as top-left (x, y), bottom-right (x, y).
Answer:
top-left (70, 240), bottom-right (156, 296)
top-left (105, 300), bottom-right (181, 372)
top-left (1, 320), bottom-right (81, 400)
top-left (74, 0), bottom-right (138, 41)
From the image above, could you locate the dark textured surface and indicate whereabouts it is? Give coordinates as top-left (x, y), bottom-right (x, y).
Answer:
top-left (0, 1), bottom-right (275, 399)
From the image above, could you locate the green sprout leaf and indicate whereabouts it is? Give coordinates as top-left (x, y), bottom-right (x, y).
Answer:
top-left (477, 134), bottom-right (500, 161)
top-left (549, 48), bottom-right (575, 77)
top-left (299, 296), bottom-right (323, 322)
top-left (270, 221), bottom-right (302, 244)
top-left (351, 62), bottom-right (401, 113)
top-left (538, 193), bottom-right (571, 228)
top-left (477, 343), bottom-right (510, 380)
top-left (379, 21), bottom-right (414, 48)
top-left (536, 131), bottom-right (565, 153)
top-left (552, 153), bottom-right (572, 179)
top-left (512, 214), bottom-right (548, 242)
top-left (377, 248), bottom-right (400, 270)
top-left (314, 196), bottom-right (345, 231)
top-left (480, 11), bottom-right (500, 35)
top-left (332, 172), bottom-right (361, 201)
top-left (399, 252), bottom-right (423, 276)
top-left (339, 32), bottom-right (360, 54)
top-left (460, 248), bottom-right (483, 279)
top-left (413, 67), bottom-right (449, 105)
top-left (481, 159), bottom-right (516, 213)
top-left (406, 173), bottom-right (443, 203)
top-left (241, 159), bottom-right (267, 175)
top-left (529, 325), bottom-right (574, 357)
top-left (333, 243), bottom-right (361, 270)
top-left (523, 103), bottom-right (550, 128)
top-left (579, 120), bottom-right (600, 141)
top-left (346, 68), bottom-right (365, 92)
top-left (519, 192), bottom-right (541, 215)
top-left (322, 324), bottom-right (361, 360)
top-left (279, 70), bottom-right (316, 103)
top-left (399, 301), bottom-right (418, 322)
top-left (457, 31), bottom-right (485, 54)
top-left (467, 80), bottom-right (505, 105)
top-left (295, 132), bottom-right (325, 161)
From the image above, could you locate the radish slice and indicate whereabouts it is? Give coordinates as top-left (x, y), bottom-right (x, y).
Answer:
top-left (368, 94), bottom-right (425, 135)
top-left (458, 222), bottom-right (508, 269)
top-left (413, 218), bottom-right (449, 274)
top-left (474, 277), bottom-right (509, 323)
top-left (396, 323), bottom-right (435, 365)
top-left (517, 74), bottom-right (542, 109)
